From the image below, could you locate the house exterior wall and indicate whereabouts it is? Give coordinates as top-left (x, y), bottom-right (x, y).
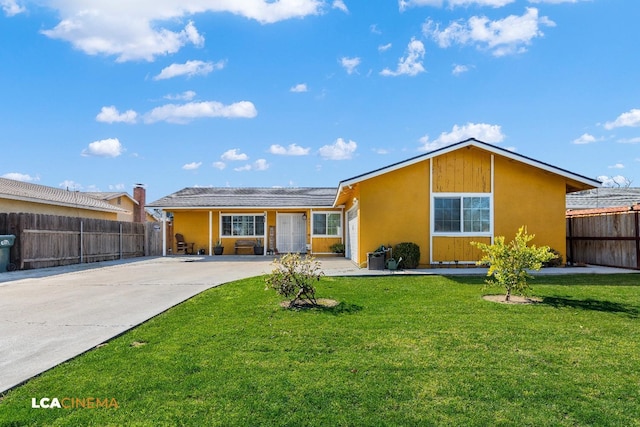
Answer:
top-left (340, 145), bottom-right (572, 267)
top-left (493, 155), bottom-right (568, 258)
top-left (170, 207), bottom-right (342, 255)
top-left (0, 199), bottom-right (119, 220)
top-left (105, 197), bottom-right (135, 222)
top-left (355, 160), bottom-right (431, 267)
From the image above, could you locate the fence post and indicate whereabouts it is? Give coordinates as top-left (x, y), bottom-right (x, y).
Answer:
top-left (120, 223), bottom-right (123, 260)
top-left (80, 220), bottom-right (83, 264)
top-left (635, 211), bottom-right (640, 270)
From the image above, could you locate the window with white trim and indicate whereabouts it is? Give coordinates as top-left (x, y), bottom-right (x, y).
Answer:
top-left (221, 214), bottom-right (265, 236)
top-left (433, 196), bottom-right (491, 233)
top-left (312, 212), bottom-right (341, 236)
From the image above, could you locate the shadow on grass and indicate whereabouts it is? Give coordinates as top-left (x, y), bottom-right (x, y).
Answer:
top-left (542, 296), bottom-right (639, 318)
top-left (285, 301), bottom-right (364, 315)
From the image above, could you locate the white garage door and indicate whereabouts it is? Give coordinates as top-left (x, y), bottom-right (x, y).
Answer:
top-left (346, 207), bottom-right (358, 264)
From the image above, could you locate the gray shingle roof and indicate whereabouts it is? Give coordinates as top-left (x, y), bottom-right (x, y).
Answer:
top-left (0, 178), bottom-right (129, 213)
top-left (148, 187), bottom-right (338, 209)
top-left (566, 187), bottom-right (640, 210)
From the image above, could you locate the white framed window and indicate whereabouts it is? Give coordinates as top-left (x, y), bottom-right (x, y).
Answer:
top-left (221, 214), bottom-right (265, 237)
top-left (433, 194), bottom-right (491, 235)
top-left (312, 212), bottom-right (342, 236)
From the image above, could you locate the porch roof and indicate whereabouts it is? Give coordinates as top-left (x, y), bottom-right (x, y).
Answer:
top-left (148, 187), bottom-right (338, 210)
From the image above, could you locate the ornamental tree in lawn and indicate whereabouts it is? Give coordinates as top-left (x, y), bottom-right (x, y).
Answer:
top-left (472, 226), bottom-right (556, 301)
top-left (265, 253), bottom-right (324, 307)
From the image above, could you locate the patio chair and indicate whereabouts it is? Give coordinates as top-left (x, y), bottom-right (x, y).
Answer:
top-left (175, 233), bottom-right (195, 255)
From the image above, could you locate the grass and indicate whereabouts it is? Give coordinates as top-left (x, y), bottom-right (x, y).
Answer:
top-left (1, 273), bottom-right (639, 426)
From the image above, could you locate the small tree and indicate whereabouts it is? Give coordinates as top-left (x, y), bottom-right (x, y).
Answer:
top-left (471, 226), bottom-right (556, 301)
top-left (265, 253), bottom-right (324, 307)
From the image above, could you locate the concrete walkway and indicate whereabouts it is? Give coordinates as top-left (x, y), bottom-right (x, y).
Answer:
top-left (0, 255), bottom-right (636, 393)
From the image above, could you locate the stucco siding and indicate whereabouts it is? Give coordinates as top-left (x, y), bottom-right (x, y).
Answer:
top-left (358, 160), bottom-right (430, 267)
top-left (493, 156), bottom-right (567, 258)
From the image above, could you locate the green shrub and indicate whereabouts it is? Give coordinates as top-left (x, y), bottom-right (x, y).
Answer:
top-left (264, 254), bottom-right (324, 307)
top-left (393, 242), bottom-right (420, 269)
top-left (329, 243), bottom-right (345, 253)
top-left (544, 248), bottom-right (563, 267)
top-left (471, 226), bottom-right (556, 301)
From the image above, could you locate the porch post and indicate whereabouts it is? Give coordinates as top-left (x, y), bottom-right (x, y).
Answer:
top-left (209, 211), bottom-right (213, 256)
top-left (264, 211), bottom-right (267, 256)
top-left (161, 211), bottom-right (167, 257)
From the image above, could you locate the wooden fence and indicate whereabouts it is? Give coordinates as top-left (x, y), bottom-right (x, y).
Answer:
top-left (0, 213), bottom-right (163, 270)
top-left (566, 205), bottom-right (640, 270)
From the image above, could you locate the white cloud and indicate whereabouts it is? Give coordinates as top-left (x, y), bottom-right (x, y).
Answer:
top-left (40, 1), bottom-right (323, 62)
top-left (96, 106), bottom-right (138, 124)
top-left (234, 164), bottom-right (253, 172)
top-left (1, 172), bottom-right (39, 182)
top-left (253, 159), bottom-right (270, 171)
top-left (378, 43), bottom-right (392, 52)
top-left (340, 57), bottom-right (361, 75)
top-left (144, 100), bottom-right (257, 124)
top-left (380, 38), bottom-right (425, 77)
top-left (108, 183), bottom-right (126, 191)
top-left (423, 8), bottom-right (555, 57)
top-left (618, 137), bottom-right (640, 144)
top-left (529, 0), bottom-right (588, 3)
top-left (2, 0), bottom-right (25, 16)
top-left (400, 0), bottom-right (514, 9)
top-left (221, 149), bottom-right (248, 161)
top-left (164, 90), bottom-right (197, 101)
top-left (154, 60), bottom-right (225, 80)
top-left (269, 144), bottom-right (311, 156)
top-left (604, 109), bottom-right (640, 130)
top-left (608, 163), bottom-right (625, 169)
top-left (81, 138), bottom-right (124, 158)
top-left (452, 64), bottom-right (471, 76)
top-left (182, 161), bottom-right (202, 170)
top-left (290, 83), bottom-right (308, 93)
top-left (319, 138), bottom-right (357, 160)
top-left (212, 161), bottom-right (226, 170)
top-left (572, 133), bottom-right (597, 145)
top-left (419, 123), bottom-right (504, 151)
top-left (332, 0), bottom-right (348, 13)
top-left (597, 175), bottom-right (631, 187)
top-left (370, 24), bottom-right (382, 35)
top-left (59, 180), bottom-right (83, 191)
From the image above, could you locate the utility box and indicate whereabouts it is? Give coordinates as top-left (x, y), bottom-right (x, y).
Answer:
top-left (0, 235), bottom-right (16, 272)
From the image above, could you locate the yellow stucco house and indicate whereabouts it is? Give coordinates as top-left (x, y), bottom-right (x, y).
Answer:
top-left (149, 139), bottom-right (599, 266)
top-left (147, 187), bottom-right (343, 256)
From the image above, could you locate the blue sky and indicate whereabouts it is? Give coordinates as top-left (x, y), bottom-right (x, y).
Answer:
top-left (1, 0), bottom-right (638, 203)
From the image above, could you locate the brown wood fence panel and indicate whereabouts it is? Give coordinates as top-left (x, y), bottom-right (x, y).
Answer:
top-left (567, 210), bottom-right (640, 270)
top-left (0, 213), bottom-right (162, 270)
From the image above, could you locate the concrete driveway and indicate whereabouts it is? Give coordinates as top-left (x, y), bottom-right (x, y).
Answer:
top-left (0, 256), bottom-right (276, 394)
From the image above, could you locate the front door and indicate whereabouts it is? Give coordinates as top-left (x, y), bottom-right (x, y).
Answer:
top-left (276, 213), bottom-right (307, 253)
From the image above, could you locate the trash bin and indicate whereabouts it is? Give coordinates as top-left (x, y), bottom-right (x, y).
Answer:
top-left (368, 252), bottom-right (386, 270)
top-left (0, 235), bottom-right (16, 272)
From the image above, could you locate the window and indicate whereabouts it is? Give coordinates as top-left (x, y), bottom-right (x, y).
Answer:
top-left (221, 215), bottom-right (265, 236)
top-left (434, 196), bottom-right (490, 233)
top-left (312, 212), bottom-right (341, 236)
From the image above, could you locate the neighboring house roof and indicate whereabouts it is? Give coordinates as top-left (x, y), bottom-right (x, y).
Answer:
top-left (148, 187), bottom-right (338, 209)
top-left (0, 178), bottom-right (129, 213)
top-left (566, 187), bottom-right (640, 211)
top-left (84, 192), bottom-right (139, 205)
top-left (335, 138), bottom-right (601, 205)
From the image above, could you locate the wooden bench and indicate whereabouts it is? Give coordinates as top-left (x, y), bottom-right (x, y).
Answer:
top-left (234, 239), bottom-right (256, 254)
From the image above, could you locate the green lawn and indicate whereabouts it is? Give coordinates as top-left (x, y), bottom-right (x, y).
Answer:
top-left (1, 274), bottom-right (639, 426)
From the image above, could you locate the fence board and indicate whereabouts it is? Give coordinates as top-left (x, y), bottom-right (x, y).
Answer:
top-left (567, 209), bottom-right (639, 270)
top-left (0, 213), bottom-right (163, 270)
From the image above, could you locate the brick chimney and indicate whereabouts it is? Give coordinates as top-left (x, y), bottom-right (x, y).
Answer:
top-left (133, 184), bottom-right (146, 223)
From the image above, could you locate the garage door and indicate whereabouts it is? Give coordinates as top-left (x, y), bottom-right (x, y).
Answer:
top-left (346, 207), bottom-right (358, 264)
